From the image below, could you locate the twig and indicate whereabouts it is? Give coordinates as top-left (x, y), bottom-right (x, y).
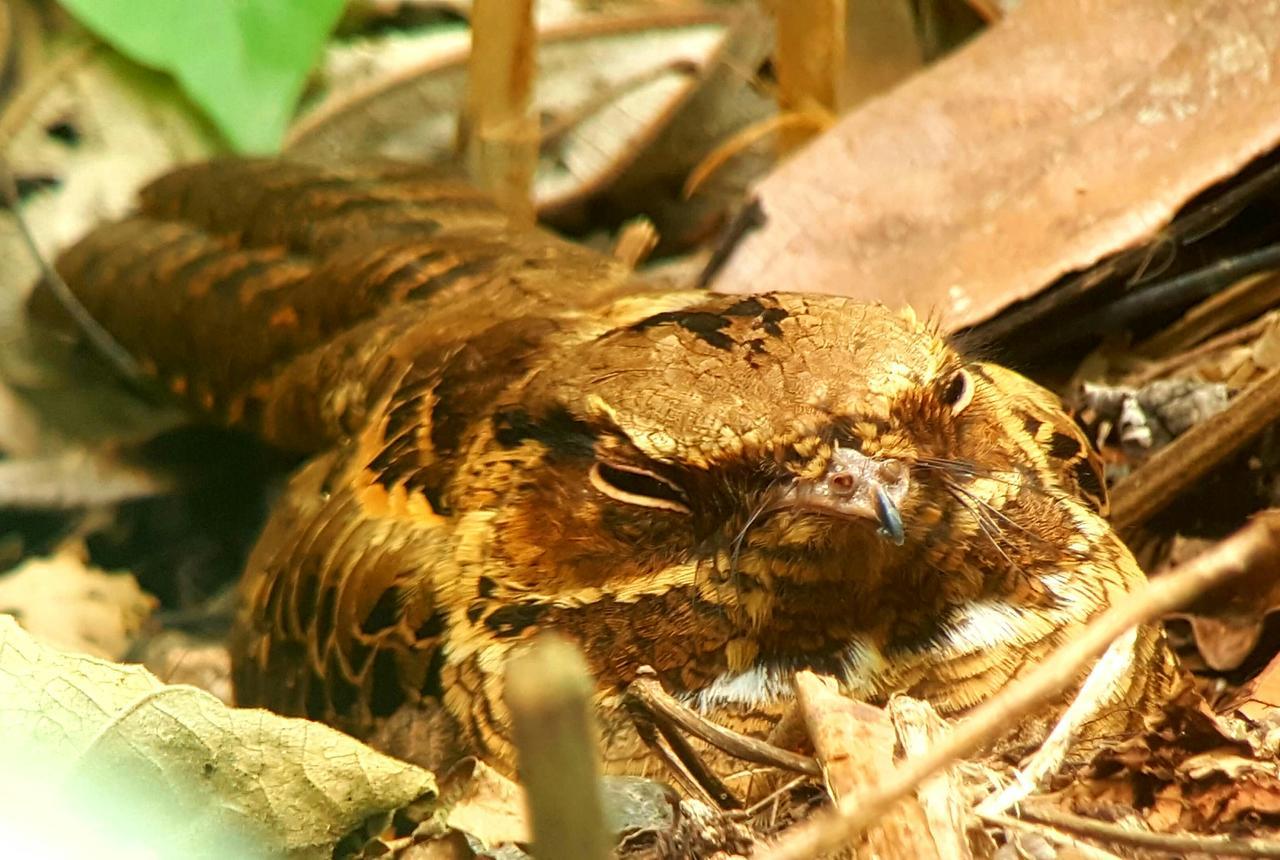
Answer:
top-left (505, 634), bottom-right (610, 860)
top-left (961, 0), bottom-right (1005, 22)
top-left (736, 775), bottom-right (808, 820)
top-left (684, 110), bottom-right (831, 199)
top-left (0, 160), bottom-right (146, 388)
top-left (757, 512), bottom-right (1280, 860)
top-left (1016, 804), bottom-right (1280, 858)
top-left (1110, 364), bottom-right (1280, 532)
top-left (976, 158), bottom-right (1280, 347)
top-left (642, 721), bottom-right (729, 809)
top-left (627, 675), bottom-right (821, 777)
top-left (611, 218), bottom-right (659, 269)
top-left (1035, 242), bottom-right (1280, 351)
top-left (978, 812), bottom-right (1124, 860)
top-left (628, 686), bottom-right (743, 810)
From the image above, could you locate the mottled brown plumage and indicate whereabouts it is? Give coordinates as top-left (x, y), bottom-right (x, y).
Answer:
top-left (49, 158), bottom-right (1173, 784)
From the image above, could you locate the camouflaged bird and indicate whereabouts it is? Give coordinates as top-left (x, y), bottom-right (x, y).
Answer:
top-left (49, 158), bottom-right (1172, 782)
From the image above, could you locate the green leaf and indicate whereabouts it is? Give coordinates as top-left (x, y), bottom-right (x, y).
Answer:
top-left (57, 0), bottom-right (344, 153)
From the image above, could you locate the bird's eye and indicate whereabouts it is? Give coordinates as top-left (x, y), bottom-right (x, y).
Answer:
top-left (940, 368), bottom-right (974, 415)
top-left (589, 462), bottom-right (691, 513)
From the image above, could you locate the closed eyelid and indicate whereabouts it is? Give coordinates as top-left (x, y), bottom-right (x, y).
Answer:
top-left (589, 461), bottom-right (691, 513)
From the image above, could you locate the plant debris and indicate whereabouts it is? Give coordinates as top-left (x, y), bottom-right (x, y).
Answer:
top-left (9, 2), bottom-right (1280, 858)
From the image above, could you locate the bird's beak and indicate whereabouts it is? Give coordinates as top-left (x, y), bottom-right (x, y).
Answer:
top-left (782, 447), bottom-right (910, 545)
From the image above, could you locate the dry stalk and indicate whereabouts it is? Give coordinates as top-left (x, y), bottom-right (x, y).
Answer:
top-left (765, 0), bottom-right (844, 153)
top-left (505, 634), bottom-right (609, 860)
top-left (459, 0), bottom-right (537, 225)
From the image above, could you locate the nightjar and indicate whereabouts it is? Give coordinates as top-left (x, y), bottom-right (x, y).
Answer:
top-left (45, 158), bottom-right (1173, 783)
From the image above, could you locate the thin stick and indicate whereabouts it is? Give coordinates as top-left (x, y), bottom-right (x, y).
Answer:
top-left (976, 628), bottom-right (1139, 814)
top-left (633, 716), bottom-right (724, 809)
top-left (627, 675), bottom-right (821, 777)
top-left (1036, 242), bottom-right (1280, 351)
top-left (684, 110), bottom-right (831, 199)
top-left (634, 694), bottom-right (743, 810)
top-left (978, 812), bottom-right (1124, 860)
top-left (0, 160), bottom-right (145, 387)
top-left (737, 775), bottom-right (808, 820)
top-left (1017, 804), bottom-right (1280, 858)
top-left (757, 512), bottom-right (1280, 860)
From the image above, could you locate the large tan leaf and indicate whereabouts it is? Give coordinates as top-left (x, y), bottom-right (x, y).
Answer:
top-left (0, 615), bottom-right (436, 859)
top-left (710, 0), bottom-right (1280, 331)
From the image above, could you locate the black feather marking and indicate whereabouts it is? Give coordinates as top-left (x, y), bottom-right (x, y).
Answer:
top-left (1049, 431), bottom-right (1082, 461)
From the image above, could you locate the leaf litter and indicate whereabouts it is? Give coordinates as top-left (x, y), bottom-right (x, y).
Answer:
top-left (10, 0), bottom-right (1280, 856)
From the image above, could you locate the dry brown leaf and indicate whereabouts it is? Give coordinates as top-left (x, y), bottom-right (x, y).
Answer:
top-left (1253, 321), bottom-right (1280, 371)
top-left (0, 615), bottom-right (437, 859)
top-left (710, 0), bottom-right (1280, 331)
top-left (548, 6), bottom-right (775, 251)
top-left (0, 374), bottom-right (46, 457)
top-left (290, 8), bottom-right (775, 250)
top-left (794, 672), bottom-right (941, 860)
top-left (795, 671), bottom-right (895, 801)
top-left (438, 758), bottom-right (530, 847)
top-left (0, 546), bottom-right (155, 660)
top-left (1065, 681), bottom-right (1280, 835)
top-left (1180, 751), bottom-right (1276, 781)
top-left (1227, 646), bottom-right (1280, 725)
top-left (1163, 533), bottom-right (1280, 671)
top-left (400, 830), bottom-right (480, 860)
top-left (841, 0), bottom-right (923, 111)
top-left (1, 44), bottom-right (217, 316)
top-left (888, 697), bottom-right (977, 860)
top-left (1146, 786), bottom-right (1186, 832)
top-left (1222, 779), bottom-right (1280, 822)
